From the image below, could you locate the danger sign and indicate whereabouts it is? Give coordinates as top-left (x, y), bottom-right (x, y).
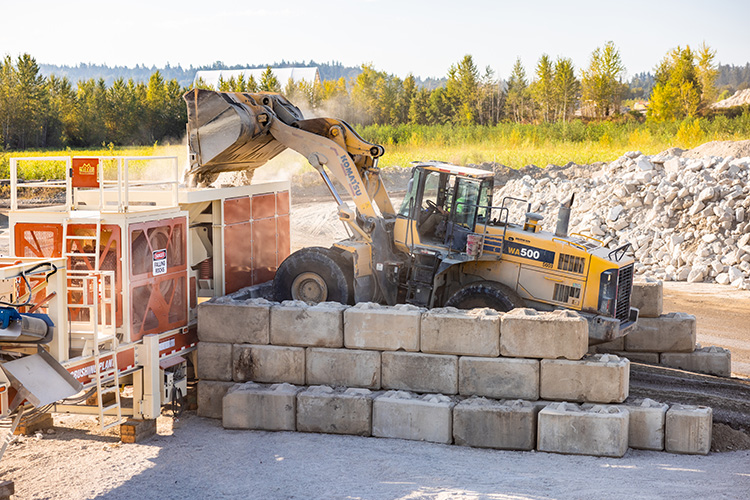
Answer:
top-left (153, 249), bottom-right (167, 275)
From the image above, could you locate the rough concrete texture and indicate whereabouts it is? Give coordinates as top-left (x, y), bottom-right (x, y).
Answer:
top-left (270, 301), bottom-right (347, 347)
top-left (232, 344), bottom-right (305, 384)
top-left (661, 346), bottom-right (731, 377)
top-left (625, 312), bottom-right (696, 353)
top-left (458, 357), bottom-right (539, 400)
top-left (420, 307), bottom-right (501, 357)
top-left (540, 354), bottom-right (630, 403)
top-left (305, 348), bottom-right (380, 389)
top-left (222, 382), bottom-right (301, 431)
top-left (453, 398), bottom-right (537, 451)
top-left (381, 351), bottom-right (458, 395)
top-left (610, 351), bottom-right (661, 364)
top-left (500, 308), bottom-right (588, 360)
top-left (594, 336), bottom-right (625, 353)
top-left (197, 342), bottom-right (233, 381)
top-left (631, 279), bottom-right (663, 318)
top-left (344, 302), bottom-right (423, 352)
top-left (537, 402), bottom-right (630, 458)
top-left (626, 398), bottom-right (669, 451)
top-left (198, 298), bottom-right (271, 344)
top-left (296, 386), bottom-right (373, 436)
top-left (372, 391), bottom-right (454, 444)
top-left (197, 380), bottom-right (236, 419)
top-left (665, 404), bottom-right (713, 455)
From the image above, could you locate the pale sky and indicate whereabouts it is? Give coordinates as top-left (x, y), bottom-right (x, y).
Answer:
top-left (2, 0), bottom-right (749, 80)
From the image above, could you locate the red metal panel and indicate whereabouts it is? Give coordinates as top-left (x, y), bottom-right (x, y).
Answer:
top-left (14, 223), bottom-right (63, 258)
top-left (71, 158), bottom-right (100, 188)
top-left (252, 218), bottom-right (277, 285)
top-left (277, 214), bottom-right (290, 265)
top-left (190, 276), bottom-right (197, 310)
top-left (252, 193), bottom-right (276, 219)
top-left (224, 196), bottom-right (251, 224)
top-left (67, 346), bottom-right (136, 385)
top-left (276, 191), bottom-right (290, 216)
top-left (224, 221), bottom-right (253, 294)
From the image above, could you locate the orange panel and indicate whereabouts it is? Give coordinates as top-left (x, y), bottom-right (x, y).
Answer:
top-left (129, 217), bottom-right (187, 280)
top-left (277, 214), bottom-right (290, 266)
top-left (252, 193), bottom-right (276, 219)
top-left (224, 222), bottom-right (253, 294)
top-left (276, 191), bottom-right (290, 216)
top-left (71, 157), bottom-right (100, 188)
top-left (252, 218), bottom-right (277, 285)
top-left (224, 196), bottom-right (251, 224)
top-left (130, 274), bottom-right (187, 341)
top-left (14, 223), bottom-right (63, 258)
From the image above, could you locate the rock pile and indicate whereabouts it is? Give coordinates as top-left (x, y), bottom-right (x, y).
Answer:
top-left (488, 150), bottom-right (750, 289)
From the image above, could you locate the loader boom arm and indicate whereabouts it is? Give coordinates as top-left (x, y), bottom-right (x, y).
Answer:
top-left (183, 89), bottom-right (395, 234)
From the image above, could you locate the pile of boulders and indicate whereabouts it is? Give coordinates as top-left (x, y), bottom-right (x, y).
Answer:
top-left (489, 150), bottom-right (750, 289)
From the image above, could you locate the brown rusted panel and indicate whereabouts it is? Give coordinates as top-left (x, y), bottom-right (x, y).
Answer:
top-left (224, 196), bottom-right (251, 224)
top-left (190, 276), bottom-right (197, 310)
top-left (224, 221), bottom-right (253, 294)
top-left (252, 193), bottom-right (276, 219)
top-left (276, 214), bottom-right (291, 265)
top-left (252, 218), bottom-right (277, 285)
top-left (276, 191), bottom-right (290, 216)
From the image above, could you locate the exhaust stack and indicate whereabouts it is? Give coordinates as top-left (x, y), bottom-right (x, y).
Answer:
top-left (555, 194), bottom-right (575, 238)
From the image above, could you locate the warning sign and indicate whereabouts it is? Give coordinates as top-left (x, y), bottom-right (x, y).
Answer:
top-left (152, 249), bottom-right (167, 275)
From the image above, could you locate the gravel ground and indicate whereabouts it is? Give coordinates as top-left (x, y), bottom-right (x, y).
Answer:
top-left (2, 413), bottom-right (750, 500)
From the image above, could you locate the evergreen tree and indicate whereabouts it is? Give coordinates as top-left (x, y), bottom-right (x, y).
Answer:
top-left (552, 57), bottom-right (580, 123)
top-left (697, 42), bottom-right (718, 107)
top-left (259, 66), bottom-right (281, 92)
top-left (446, 55), bottom-right (480, 125)
top-left (532, 54), bottom-right (554, 122)
top-left (505, 58), bottom-right (529, 122)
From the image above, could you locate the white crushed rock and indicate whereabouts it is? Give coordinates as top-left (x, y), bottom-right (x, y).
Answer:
top-left (491, 148), bottom-right (750, 290)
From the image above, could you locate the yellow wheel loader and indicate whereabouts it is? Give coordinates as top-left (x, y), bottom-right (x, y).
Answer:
top-left (183, 89), bottom-right (638, 343)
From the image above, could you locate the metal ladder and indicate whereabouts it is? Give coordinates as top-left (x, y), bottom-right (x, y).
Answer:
top-left (63, 217), bottom-right (123, 430)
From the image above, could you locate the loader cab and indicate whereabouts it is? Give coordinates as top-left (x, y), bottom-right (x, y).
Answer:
top-left (395, 163), bottom-right (494, 252)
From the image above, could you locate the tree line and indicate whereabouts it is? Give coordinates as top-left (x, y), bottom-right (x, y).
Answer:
top-left (0, 42), bottom-right (741, 150)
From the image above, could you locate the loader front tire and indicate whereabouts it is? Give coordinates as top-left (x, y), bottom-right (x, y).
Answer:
top-left (273, 247), bottom-right (352, 304)
top-left (444, 281), bottom-right (524, 312)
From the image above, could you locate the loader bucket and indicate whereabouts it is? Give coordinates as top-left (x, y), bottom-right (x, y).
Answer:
top-left (183, 88), bottom-right (304, 185)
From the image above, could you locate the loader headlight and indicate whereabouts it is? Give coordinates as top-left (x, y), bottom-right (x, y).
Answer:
top-left (598, 269), bottom-right (618, 316)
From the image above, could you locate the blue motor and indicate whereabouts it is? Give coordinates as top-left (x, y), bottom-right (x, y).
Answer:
top-left (0, 307), bottom-right (54, 343)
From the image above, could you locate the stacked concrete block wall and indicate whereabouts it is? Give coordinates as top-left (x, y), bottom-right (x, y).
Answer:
top-left (596, 280), bottom-right (732, 377)
top-left (197, 295), bottom-right (713, 457)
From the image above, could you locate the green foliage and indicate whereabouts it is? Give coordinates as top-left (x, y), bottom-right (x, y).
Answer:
top-left (259, 66), bottom-right (281, 92)
top-left (581, 41), bottom-right (625, 118)
top-left (505, 58), bottom-right (530, 122)
top-left (648, 45), bottom-right (708, 122)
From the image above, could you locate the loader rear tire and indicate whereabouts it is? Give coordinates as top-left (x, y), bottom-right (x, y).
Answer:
top-left (444, 281), bottom-right (525, 312)
top-left (273, 247), bottom-right (352, 304)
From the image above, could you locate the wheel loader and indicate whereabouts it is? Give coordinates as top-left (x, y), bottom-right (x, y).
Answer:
top-left (183, 89), bottom-right (638, 343)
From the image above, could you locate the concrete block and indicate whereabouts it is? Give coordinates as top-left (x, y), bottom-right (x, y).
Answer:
top-left (372, 391), bottom-right (454, 444)
top-left (222, 382), bottom-right (301, 431)
top-left (453, 398), bottom-right (537, 450)
top-left (537, 402), bottom-right (629, 457)
top-left (594, 337), bottom-right (625, 353)
top-left (421, 307), bottom-right (501, 357)
top-left (344, 302), bottom-right (423, 351)
top-left (540, 354), bottom-right (630, 403)
top-left (500, 308), bottom-right (588, 360)
top-left (296, 386), bottom-right (373, 436)
top-left (382, 351), bottom-right (458, 395)
top-left (631, 280), bottom-right (663, 318)
top-left (665, 404), bottom-right (712, 455)
top-left (626, 398), bottom-right (668, 450)
top-left (625, 313), bottom-right (696, 353)
top-left (197, 342), bottom-right (233, 381)
top-left (661, 346), bottom-right (731, 377)
top-left (306, 348), bottom-right (380, 389)
top-left (270, 301), bottom-right (347, 347)
top-left (232, 344), bottom-right (305, 384)
top-left (197, 380), bottom-right (236, 419)
top-left (610, 351), bottom-right (660, 364)
top-left (198, 298), bottom-right (271, 344)
top-left (458, 357), bottom-right (539, 400)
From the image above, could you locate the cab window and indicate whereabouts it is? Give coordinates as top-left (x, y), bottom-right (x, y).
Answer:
top-left (452, 178), bottom-right (481, 228)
